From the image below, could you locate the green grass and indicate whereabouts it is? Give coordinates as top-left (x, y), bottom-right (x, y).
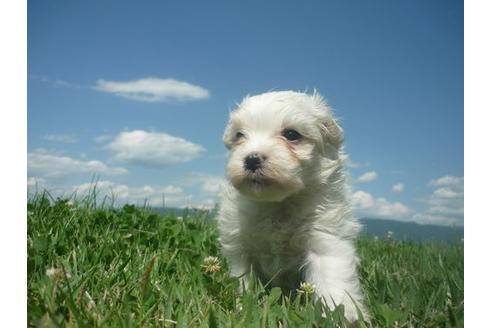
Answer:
top-left (27, 193), bottom-right (463, 327)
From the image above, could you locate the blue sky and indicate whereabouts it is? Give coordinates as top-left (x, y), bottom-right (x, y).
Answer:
top-left (27, 0), bottom-right (463, 226)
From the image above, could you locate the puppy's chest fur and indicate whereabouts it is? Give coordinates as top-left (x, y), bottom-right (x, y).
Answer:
top-left (239, 207), bottom-right (311, 288)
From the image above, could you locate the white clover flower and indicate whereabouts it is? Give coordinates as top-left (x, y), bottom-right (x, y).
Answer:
top-left (296, 282), bottom-right (316, 295)
top-left (201, 256), bottom-right (221, 274)
top-left (46, 267), bottom-right (70, 281)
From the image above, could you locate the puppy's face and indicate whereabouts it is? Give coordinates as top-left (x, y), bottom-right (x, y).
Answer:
top-left (223, 91), bottom-right (343, 202)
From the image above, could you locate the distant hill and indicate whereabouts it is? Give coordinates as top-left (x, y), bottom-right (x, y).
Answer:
top-left (360, 218), bottom-right (464, 243)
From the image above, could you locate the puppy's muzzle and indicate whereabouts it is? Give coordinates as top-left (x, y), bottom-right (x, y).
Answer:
top-left (244, 153), bottom-right (266, 172)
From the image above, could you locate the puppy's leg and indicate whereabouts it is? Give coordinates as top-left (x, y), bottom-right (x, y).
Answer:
top-left (303, 242), bottom-right (366, 322)
top-left (226, 255), bottom-right (251, 292)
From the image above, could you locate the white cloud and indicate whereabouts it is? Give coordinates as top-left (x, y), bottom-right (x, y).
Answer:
top-left (74, 180), bottom-right (130, 200)
top-left (43, 180), bottom-right (216, 209)
top-left (201, 178), bottom-right (223, 194)
top-left (429, 175), bottom-right (464, 188)
top-left (414, 175), bottom-right (464, 226)
top-left (105, 130), bottom-right (205, 167)
top-left (27, 177), bottom-right (66, 196)
top-left (392, 183), bottom-right (405, 193)
top-left (27, 149), bottom-right (127, 179)
top-left (180, 173), bottom-right (225, 194)
top-left (31, 75), bottom-right (77, 88)
top-left (427, 205), bottom-right (464, 216)
top-left (95, 77), bottom-right (210, 102)
top-left (42, 134), bottom-right (78, 144)
top-left (27, 177), bottom-right (200, 208)
top-left (72, 181), bottom-right (190, 207)
top-left (94, 134), bottom-right (112, 144)
top-left (356, 171), bottom-right (378, 183)
top-left (411, 213), bottom-right (462, 227)
top-left (346, 160), bottom-right (360, 169)
top-left (27, 177), bottom-right (46, 188)
top-left (352, 190), bottom-right (410, 219)
top-left (433, 187), bottom-right (463, 199)
top-left (351, 190), bottom-right (374, 209)
top-left (173, 173), bottom-right (224, 208)
top-left (346, 158), bottom-right (366, 169)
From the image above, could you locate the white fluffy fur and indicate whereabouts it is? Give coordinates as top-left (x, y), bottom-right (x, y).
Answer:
top-left (217, 91), bottom-right (367, 322)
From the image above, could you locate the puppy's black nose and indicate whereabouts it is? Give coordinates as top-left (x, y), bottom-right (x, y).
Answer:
top-left (244, 153), bottom-right (263, 172)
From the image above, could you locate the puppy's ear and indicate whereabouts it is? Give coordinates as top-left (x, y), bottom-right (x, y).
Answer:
top-left (323, 117), bottom-right (344, 150)
top-left (311, 92), bottom-right (344, 150)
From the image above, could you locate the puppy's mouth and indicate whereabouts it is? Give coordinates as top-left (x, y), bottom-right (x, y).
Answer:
top-left (228, 166), bottom-right (303, 202)
top-left (228, 168), bottom-right (277, 194)
top-left (243, 171), bottom-right (271, 189)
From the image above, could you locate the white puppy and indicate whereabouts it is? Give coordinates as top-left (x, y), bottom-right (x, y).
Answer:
top-left (217, 91), bottom-right (366, 322)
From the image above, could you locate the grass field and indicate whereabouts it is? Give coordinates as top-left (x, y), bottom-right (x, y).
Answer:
top-left (27, 192), bottom-right (464, 327)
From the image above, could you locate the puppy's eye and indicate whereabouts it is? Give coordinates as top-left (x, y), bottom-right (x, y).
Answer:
top-left (235, 132), bottom-right (245, 141)
top-left (282, 129), bottom-right (303, 141)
